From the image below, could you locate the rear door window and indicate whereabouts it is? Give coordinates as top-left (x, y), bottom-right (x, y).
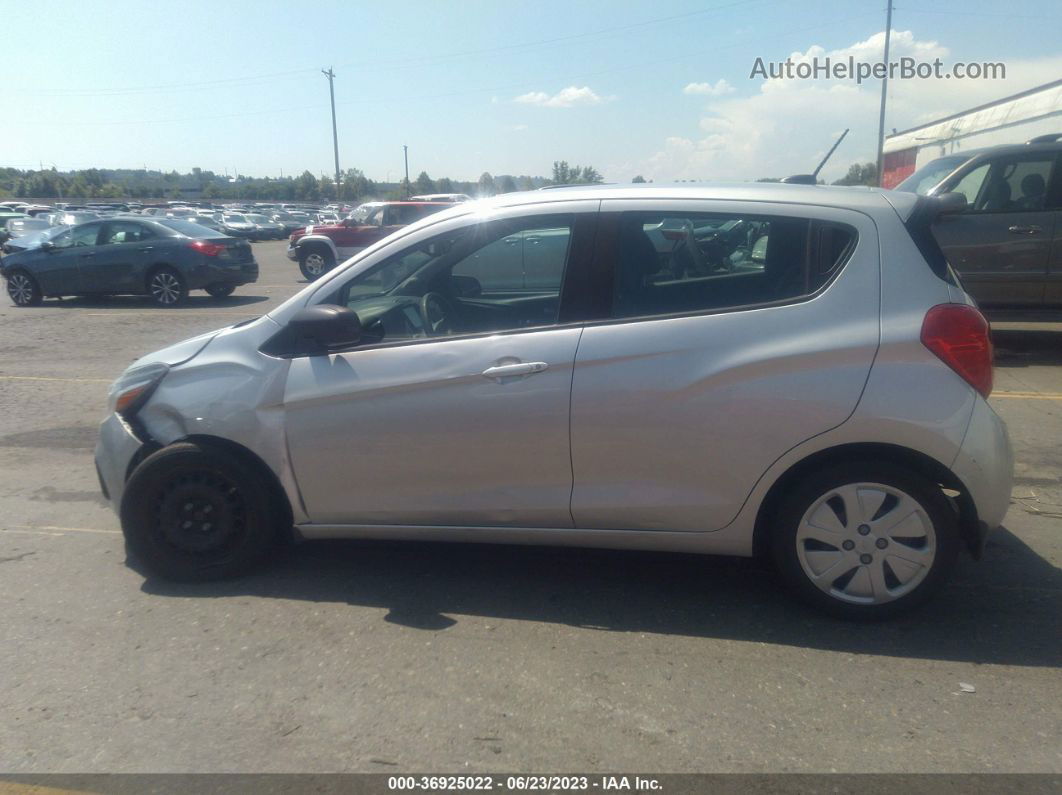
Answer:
top-left (605, 211), bottom-right (855, 320)
top-left (102, 221), bottom-right (154, 244)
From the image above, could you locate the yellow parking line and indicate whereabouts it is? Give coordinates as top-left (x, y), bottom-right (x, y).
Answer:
top-left (13, 525), bottom-right (120, 534)
top-left (0, 375), bottom-right (110, 383)
top-left (993, 391), bottom-right (1062, 400)
top-left (1, 525), bottom-right (120, 536)
top-left (0, 782), bottom-right (95, 795)
top-left (83, 311), bottom-right (255, 317)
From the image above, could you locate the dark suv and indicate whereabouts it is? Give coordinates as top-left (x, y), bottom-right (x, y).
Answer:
top-left (895, 133), bottom-right (1062, 309)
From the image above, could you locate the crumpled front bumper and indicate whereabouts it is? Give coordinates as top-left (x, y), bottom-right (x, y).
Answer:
top-left (94, 413), bottom-right (146, 511)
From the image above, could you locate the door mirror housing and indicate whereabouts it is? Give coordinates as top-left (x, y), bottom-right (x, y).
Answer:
top-left (261, 305), bottom-right (362, 357)
top-left (451, 274), bottom-right (482, 297)
top-left (40, 240), bottom-right (55, 252)
top-left (928, 191), bottom-right (968, 219)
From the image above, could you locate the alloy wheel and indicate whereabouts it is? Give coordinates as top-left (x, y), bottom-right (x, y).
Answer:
top-left (7, 273), bottom-right (36, 305)
top-left (795, 482), bottom-right (936, 605)
top-left (303, 252), bottom-right (326, 276)
top-left (150, 272), bottom-right (182, 305)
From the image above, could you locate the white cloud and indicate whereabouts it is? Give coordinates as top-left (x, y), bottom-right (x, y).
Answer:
top-left (637, 29), bottom-right (1062, 183)
top-left (511, 124), bottom-right (528, 131)
top-left (683, 79), bottom-right (735, 97)
top-left (513, 86), bottom-right (609, 108)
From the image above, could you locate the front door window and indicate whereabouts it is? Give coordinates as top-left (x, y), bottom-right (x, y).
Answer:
top-left (334, 214), bottom-right (575, 345)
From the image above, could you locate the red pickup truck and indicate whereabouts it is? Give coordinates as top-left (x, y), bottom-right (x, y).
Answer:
top-left (287, 201), bottom-right (456, 280)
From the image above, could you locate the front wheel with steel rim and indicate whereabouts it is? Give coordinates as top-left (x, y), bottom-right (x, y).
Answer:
top-left (298, 247), bottom-right (334, 281)
top-left (147, 267), bottom-right (188, 307)
top-left (771, 463), bottom-right (959, 619)
top-left (6, 270), bottom-right (42, 307)
top-left (120, 441), bottom-right (281, 581)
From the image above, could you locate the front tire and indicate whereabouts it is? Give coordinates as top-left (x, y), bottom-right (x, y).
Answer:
top-left (298, 247), bottom-right (335, 281)
top-left (6, 270), bottom-right (43, 306)
top-left (770, 463), bottom-right (960, 620)
top-left (205, 283), bottom-right (235, 299)
top-left (120, 441), bottom-right (280, 581)
top-left (147, 267), bottom-right (187, 307)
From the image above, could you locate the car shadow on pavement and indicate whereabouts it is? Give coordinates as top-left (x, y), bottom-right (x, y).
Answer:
top-left (41, 294), bottom-right (270, 310)
top-left (139, 525), bottom-right (1061, 667)
top-left (992, 328), bottom-right (1062, 368)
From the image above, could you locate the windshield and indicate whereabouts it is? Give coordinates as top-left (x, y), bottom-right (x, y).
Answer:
top-left (342, 231), bottom-right (466, 302)
top-left (894, 155), bottom-right (968, 195)
top-left (245, 214), bottom-right (269, 223)
top-left (224, 214), bottom-right (247, 222)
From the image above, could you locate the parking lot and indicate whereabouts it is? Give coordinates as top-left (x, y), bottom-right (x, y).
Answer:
top-left (0, 240), bottom-right (1058, 773)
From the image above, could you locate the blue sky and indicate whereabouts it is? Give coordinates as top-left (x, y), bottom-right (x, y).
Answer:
top-left (6, 0), bottom-right (1061, 183)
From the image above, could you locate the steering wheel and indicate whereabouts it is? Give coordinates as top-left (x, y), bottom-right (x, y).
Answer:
top-left (420, 292), bottom-right (455, 336)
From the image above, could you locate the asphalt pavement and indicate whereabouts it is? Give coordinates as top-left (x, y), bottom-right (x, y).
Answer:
top-left (0, 241), bottom-right (1058, 773)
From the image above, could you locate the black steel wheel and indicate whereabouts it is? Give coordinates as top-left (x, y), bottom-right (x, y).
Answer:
top-left (120, 441), bottom-right (284, 581)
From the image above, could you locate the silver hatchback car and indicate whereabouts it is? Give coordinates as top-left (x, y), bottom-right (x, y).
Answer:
top-left (96, 184), bottom-right (1012, 619)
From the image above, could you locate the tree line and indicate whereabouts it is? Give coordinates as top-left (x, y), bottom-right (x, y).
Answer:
top-left (0, 160), bottom-right (607, 202)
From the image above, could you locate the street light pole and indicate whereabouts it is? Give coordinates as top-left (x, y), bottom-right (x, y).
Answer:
top-left (323, 67), bottom-right (341, 198)
top-left (403, 145), bottom-right (410, 198)
top-left (875, 0), bottom-right (894, 187)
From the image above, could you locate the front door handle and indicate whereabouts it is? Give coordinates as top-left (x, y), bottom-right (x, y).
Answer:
top-left (138, 246), bottom-right (154, 252)
top-left (79, 252), bottom-right (95, 258)
top-left (481, 361), bottom-right (548, 380)
top-left (1008, 225), bottom-right (1043, 235)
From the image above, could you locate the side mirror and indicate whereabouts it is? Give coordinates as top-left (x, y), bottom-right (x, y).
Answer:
top-left (261, 305), bottom-right (361, 357)
top-left (425, 239), bottom-right (454, 257)
top-left (451, 274), bottom-right (482, 297)
top-left (930, 191), bottom-right (968, 218)
top-left (40, 240), bottom-right (55, 252)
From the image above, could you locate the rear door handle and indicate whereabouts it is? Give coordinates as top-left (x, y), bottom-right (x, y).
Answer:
top-left (1008, 225), bottom-right (1043, 235)
top-left (138, 246), bottom-right (154, 252)
top-left (79, 252), bottom-right (95, 258)
top-left (481, 361), bottom-right (548, 380)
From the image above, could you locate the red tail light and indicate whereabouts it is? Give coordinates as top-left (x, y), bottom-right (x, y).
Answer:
top-left (920, 304), bottom-right (993, 398)
top-left (188, 240), bottom-right (225, 257)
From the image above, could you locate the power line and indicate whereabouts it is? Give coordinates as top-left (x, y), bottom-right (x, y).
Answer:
top-left (333, 0), bottom-right (774, 71)
top-left (3, 10), bottom-right (878, 128)
top-left (14, 0), bottom-right (771, 98)
top-left (19, 66), bottom-right (320, 97)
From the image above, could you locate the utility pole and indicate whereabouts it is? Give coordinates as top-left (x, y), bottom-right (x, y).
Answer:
top-left (403, 145), bottom-right (410, 198)
top-left (322, 67), bottom-right (341, 198)
top-left (875, 0), bottom-right (894, 187)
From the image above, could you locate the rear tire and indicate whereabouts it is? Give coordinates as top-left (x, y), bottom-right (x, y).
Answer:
top-left (770, 463), bottom-right (960, 620)
top-left (120, 441), bottom-right (280, 581)
top-left (147, 267), bottom-right (187, 307)
top-left (6, 270), bottom-right (42, 306)
top-left (298, 246), bottom-right (335, 281)
top-left (205, 283), bottom-right (235, 299)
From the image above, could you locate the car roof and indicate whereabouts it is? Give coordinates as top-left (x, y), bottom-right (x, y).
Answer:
top-left (920, 138), bottom-right (1062, 165)
top-left (461, 183), bottom-right (920, 219)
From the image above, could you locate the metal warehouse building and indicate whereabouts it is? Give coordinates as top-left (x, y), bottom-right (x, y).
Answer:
top-left (882, 77), bottom-right (1062, 188)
